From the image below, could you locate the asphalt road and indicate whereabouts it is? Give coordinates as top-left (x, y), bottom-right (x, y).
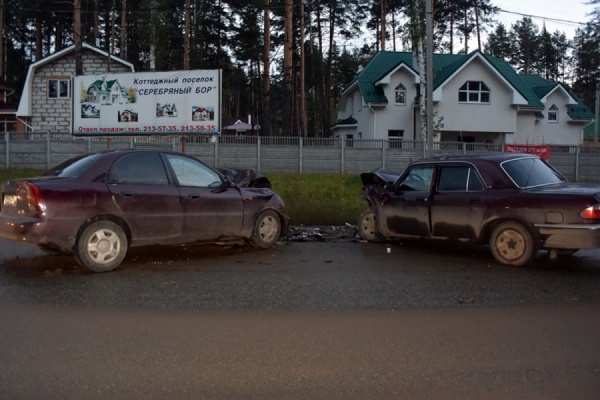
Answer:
top-left (1, 236), bottom-right (599, 399)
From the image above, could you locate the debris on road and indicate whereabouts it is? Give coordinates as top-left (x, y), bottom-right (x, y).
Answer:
top-left (287, 225), bottom-right (359, 242)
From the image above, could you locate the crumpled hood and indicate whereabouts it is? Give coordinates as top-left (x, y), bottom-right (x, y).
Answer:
top-left (360, 169), bottom-right (403, 187)
top-left (217, 168), bottom-right (272, 188)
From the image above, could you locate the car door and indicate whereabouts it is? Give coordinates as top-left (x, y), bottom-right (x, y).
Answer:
top-left (164, 153), bottom-right (244, 242)
top-left (107, 152), bottom-right (183, 243)
top-left (429, 164), bottom-right (486, 240)
top-left (380, 164), bottom-right (434, 237)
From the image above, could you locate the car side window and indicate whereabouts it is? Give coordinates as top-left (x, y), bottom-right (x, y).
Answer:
top-left (165, 154), bottom-right (222, 188)
top-left (108, 152), bottom-right (169, 185)
top-left (437, 166), bottom-right (483, 191)
top-left (397, 166), bottom-right (434, 192)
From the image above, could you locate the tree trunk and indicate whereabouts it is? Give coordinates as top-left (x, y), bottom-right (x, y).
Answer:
top-left (380, 0), bottom-right (386, 51)
top-left (283, 0), bottom-right (294, 136)
top-left (324, 5), bottom-right (336, 138)
top-left (262, 0), bottom-right (271, 137)
top-left (183, 0), bottom-right (190, 69)
top-left (300, 0), bottom-right (307, 137)
top-left (475, 0), bottom-right (481, 51)
top-left (121, 0), bottom-right (127, 58)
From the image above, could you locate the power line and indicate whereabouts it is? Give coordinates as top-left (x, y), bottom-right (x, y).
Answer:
top-left (498, 8), bottom-right (586, 29)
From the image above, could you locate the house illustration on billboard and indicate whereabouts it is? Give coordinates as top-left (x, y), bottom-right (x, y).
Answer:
top-left (156, 103), bottom-right (178, 117)
top-left (192, 106), bottom-right (214, 121)
top-left (86, 77), bottom-right (131, 105)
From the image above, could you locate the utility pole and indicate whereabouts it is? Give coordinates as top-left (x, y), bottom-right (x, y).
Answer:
top-left (594, 79), bottom-right (600, 143)
top-left (425, 0), bottom-right (434, 156)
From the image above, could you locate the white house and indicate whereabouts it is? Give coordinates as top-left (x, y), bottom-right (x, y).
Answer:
top-left (333, 50), bottom-right (593, 146)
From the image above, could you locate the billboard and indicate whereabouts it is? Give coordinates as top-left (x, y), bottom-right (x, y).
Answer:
top-left (504, 144), bottom-right (551, 160)
top-left (73, 69), bottom-right (221, 136)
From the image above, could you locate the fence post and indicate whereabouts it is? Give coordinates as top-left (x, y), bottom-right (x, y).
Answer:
top-left (46, 132), bottom-right (51, 169)
top-left (214, 136), bottom-right (219, 168)
top-left (575, 145), bottom-right (580, 182)
top-left (382, 140), bottom-right (386, 169)
top-left (5, 132), bottom-right (9, 168)
top-left (341, 136), bottom-right (345, 173)
top-left (257, 136), bottom-right (261, 173)
top-left (299, 137), bottom-right (303, 174)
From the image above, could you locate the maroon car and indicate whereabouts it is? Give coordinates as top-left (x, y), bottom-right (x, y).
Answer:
top-left (0, 149), bottom-right (288, 272)
top-left (358, 152), bottom-right (600, 266)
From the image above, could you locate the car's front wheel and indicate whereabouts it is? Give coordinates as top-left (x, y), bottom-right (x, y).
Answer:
top-left (74, 220), bottom-right (128, 272)
top-left (251, 210), bottom-right (281, 248)
top-left (358, 208), bottom-right (385, 242)
top-left (490, 221), bottom-right (537, 267)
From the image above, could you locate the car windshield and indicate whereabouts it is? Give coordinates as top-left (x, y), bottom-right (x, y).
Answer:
top-left (501, 157), bottom-right (566, 188)
top-left (42, 153), bottom-right (101, 177)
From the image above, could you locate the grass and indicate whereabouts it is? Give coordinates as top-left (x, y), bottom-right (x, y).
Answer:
top-left (268, 174), bottom-right (365, 226)
top-left (0, 169), bottom-right (367, 226)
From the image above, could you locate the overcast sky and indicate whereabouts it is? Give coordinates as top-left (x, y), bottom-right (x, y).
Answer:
top-left (493, 0), bottom-right (595, 39)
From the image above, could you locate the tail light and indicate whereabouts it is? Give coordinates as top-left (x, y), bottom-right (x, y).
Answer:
top-left (15, 183), bottom-right (45, 216)
top-left (580, 204), bottom-right (600, 220)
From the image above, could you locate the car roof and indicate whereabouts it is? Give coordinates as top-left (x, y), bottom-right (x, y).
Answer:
top-left (418, 152), bottom-right (538, 164)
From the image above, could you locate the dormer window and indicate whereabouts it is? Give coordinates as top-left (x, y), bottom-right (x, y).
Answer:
top-left (548, 104), bottom-right (559, 123)
top-left (458, 81), bottom-right (490, 103)
top-left (395, 83), bottom-right (406, 105)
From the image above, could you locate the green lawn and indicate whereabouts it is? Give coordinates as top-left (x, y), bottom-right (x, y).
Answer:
top-left (0, 169), bottom-right (366, 226)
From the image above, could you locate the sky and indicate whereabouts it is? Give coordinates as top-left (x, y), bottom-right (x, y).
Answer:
top-left (493, 0), bottom-right (596, 39)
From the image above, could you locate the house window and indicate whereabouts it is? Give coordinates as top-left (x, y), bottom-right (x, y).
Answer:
top-left (48, 78), bottom-right (71, 99)
top-left (395, 83), bottom-right (406, 105)
top-left (458, 81), bottom-right (490, 103)
top-left (548, 104), bottom-right (559, 123)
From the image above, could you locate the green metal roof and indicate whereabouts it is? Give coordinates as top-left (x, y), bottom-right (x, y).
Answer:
top-left (350, 50), bottom-right (594, 112)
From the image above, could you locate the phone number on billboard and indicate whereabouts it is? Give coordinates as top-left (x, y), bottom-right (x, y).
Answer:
top-left (142, 125), bottom-right (217, 132)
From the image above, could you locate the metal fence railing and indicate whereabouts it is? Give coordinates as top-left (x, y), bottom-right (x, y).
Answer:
top-left (1, 132), bottom-right (600, 182)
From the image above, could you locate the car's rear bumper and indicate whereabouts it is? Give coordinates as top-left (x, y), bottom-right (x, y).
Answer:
top-left (536, 223), bottom-right (600, 249)
top-left (0, 215), bottom-right (41, 243)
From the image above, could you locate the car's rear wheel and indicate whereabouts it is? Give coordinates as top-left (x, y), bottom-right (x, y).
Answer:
top-left (251, 210), bottom-right (281, 248)
top-left (75, 220), bottom-right (128, 272)
top-left (358, 208), bottom-right (385, 242)
top-left (490, 221), bottom-right (537, 267)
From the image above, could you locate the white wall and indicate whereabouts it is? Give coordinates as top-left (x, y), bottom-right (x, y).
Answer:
top-left (434, 58), bottom-right (518, 134)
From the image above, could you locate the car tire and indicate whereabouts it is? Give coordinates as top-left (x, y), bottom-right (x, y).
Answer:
top-left (74, 220), bottom-right (128, 272)
top-left (490, 221), bottom-right (537, 267)
top-left (358, 208), bottom-right (385, 242)
top-left (251, 210), bottom-right (281, 248)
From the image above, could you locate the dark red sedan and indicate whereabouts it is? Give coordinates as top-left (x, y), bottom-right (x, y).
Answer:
top-left (0, 149), bottom-right (288, 272)
top-left (359, 152), bottom-right (600, 266)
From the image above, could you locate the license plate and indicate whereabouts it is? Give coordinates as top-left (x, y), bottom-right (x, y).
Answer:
top-left (2, 194), bottom-right (17, 207)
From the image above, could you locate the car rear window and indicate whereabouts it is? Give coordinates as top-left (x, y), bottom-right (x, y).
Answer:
top-left (42, 153), bottom-right (101, 177)
top-left (501, 157), bottom-right (565, 188)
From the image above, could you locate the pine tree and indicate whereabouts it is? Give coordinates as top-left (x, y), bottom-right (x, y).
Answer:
top-left (484, 23), bottom-right (513, 61)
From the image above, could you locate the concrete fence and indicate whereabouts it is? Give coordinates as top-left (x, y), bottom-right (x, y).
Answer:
top-left (1, 132), bottom-right (600, 182)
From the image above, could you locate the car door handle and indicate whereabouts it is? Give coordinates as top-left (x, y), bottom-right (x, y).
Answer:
top-left (470, 197), bottom-right (481, 204)
top-left (120, 191), bottom-right (134, 198)
top-left (188, 193), bottom-right (200, 199)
